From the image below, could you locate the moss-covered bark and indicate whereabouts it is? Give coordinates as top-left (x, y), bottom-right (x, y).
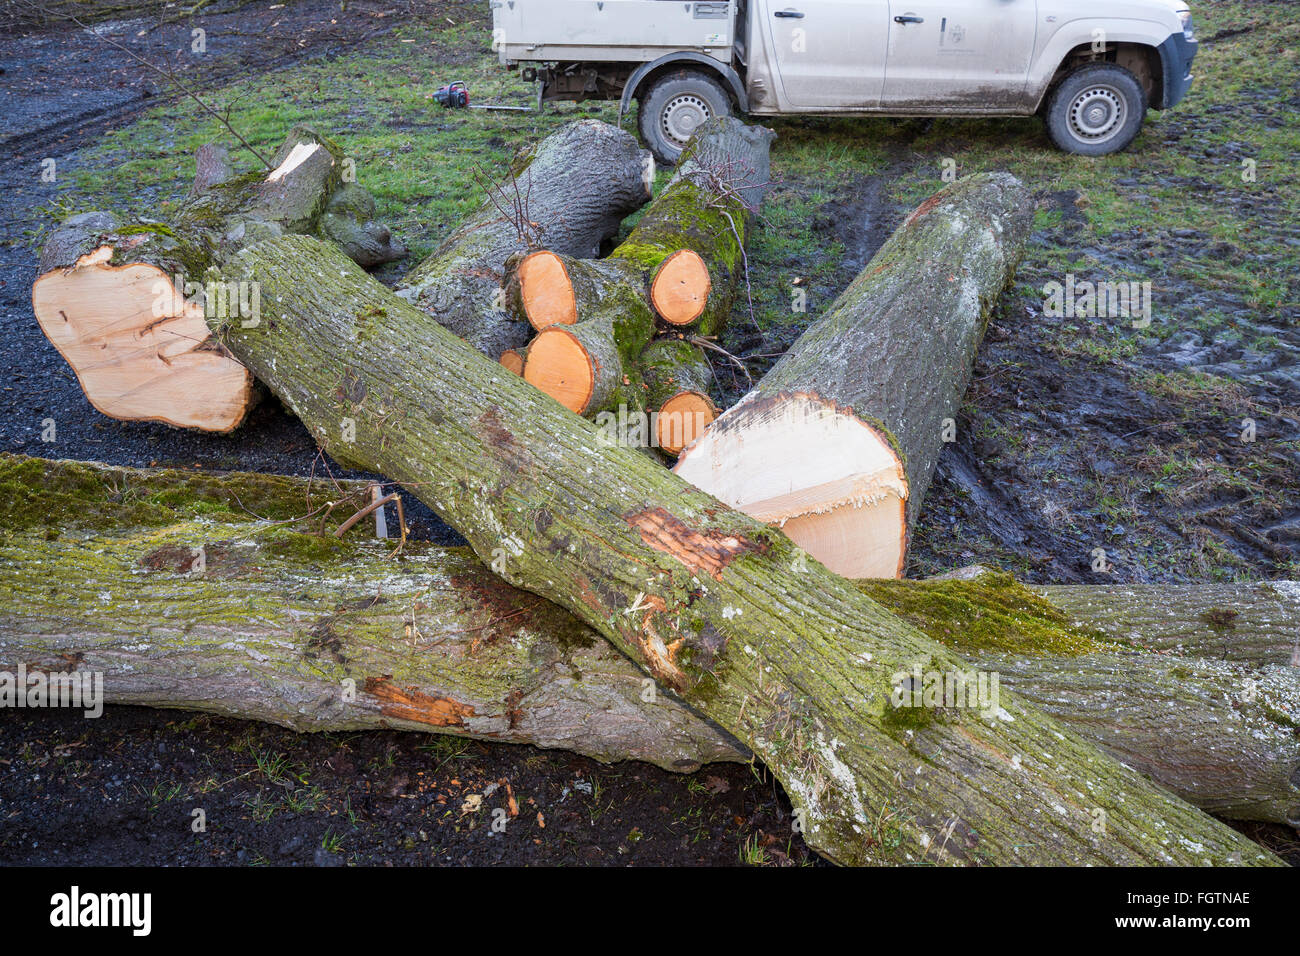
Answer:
top-left (639, 338), bottom-right (715, 411)
top-left (4, 455), bottom-right (1295, 829)
top-left (198, 233), bottom-right (1288, 865)
top-left (862, 572), bottom-right (1300, 825)
top-left (609, 117), bottom-right (773, 337)
top-left (0, 454), bottom-right (740, 769)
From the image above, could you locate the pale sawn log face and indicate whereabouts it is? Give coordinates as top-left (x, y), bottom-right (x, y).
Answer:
top-left (31, 125), bottom-right (405, 432)
top-left (207, 232), bottom-right (1281, 865)
top-left (674, 173), bottom-right (1034, 579)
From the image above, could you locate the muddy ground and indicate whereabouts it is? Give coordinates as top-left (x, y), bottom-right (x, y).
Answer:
top-left (0, 0), bottom-right (1297, 866)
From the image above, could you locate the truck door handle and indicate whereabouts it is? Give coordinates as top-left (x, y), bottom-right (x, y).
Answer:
top-left (774, 9), bottom-right (805, 17)
top-left (893, 14), bottom-right (924, 23)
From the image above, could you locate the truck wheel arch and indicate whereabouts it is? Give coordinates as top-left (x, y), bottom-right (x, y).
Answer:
top-left (1036, 39), bottom-right (1166, 113)
top-left (619, 53), bottom-right (749, 121)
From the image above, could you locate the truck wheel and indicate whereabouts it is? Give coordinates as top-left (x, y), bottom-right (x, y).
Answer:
top-left (1044, 64), bottom-right (1147, 156)
top-left (638, 70), bottom-right (733, 166)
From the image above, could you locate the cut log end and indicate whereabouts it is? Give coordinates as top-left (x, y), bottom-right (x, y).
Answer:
top-left (656, 391), bottom-right (716, 456)
top-left (499, 348), bottom-right (527, 376)
top-left (524, 326), bottom-right (597, 414)
top-left (31, 248), bottom-right (257, 432)
top-left (650, 249), bottom-right (711, 326)
top-left (517, 250), bottom-right (577, 330)
top-left (674, 392), bottom-right (908, 578)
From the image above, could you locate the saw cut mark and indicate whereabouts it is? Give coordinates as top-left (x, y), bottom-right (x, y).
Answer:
top-left (674, 392), bottom-right (909, 578)
top-left (364, 677), bottom-right (476, 727)
top-left (624, 506), bottom-right (758, 580)
top-left (266, 141), bottom-right (324, 182)
top-left (524, 326), bottom-right (595, 413)
top-left (651, 249), bottom-right (711, 326)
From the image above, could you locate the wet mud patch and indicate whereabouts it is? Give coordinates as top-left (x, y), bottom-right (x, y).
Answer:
top-left (0, 706), bottom-right (818, 866)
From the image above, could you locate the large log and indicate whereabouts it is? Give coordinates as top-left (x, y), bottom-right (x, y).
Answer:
top-left (31, 126), bottom-right (406, 433)
top-left (518, 118), bottom-right (772, 414)
top-left (394, 120), bottom-right (655, 358)
top-left (1, 456), bottom-right (1296, 825)
top-left (858, 571), bottom-right (1300, 826)
top-left (0, 456), bottom-right (740, 770)
top-left (206, 232), bottom-right (1279, 865)
top-left (1037, 582), bottom-right (1300, 667)
top-left (675, 172), bottom-right (1033, 579)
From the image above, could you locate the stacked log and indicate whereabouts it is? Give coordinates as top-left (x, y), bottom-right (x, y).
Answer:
top-left (394, 119), bottom-right (656, 359)
top-left (199, 225), bottom-right (1279, 865)
top-left (32, 126), bottom-right (406, 432)
top-left (500, 117), bottom-right (773, 456)
top-left (34, 120), bottom-right (656, 434)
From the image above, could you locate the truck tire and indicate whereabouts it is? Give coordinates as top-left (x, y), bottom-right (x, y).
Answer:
top-left (1044, 63), bottom-right (1147, 156)
top-left (638, 70), bottom-right (733, 166)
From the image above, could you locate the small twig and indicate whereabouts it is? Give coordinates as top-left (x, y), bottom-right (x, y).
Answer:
top-left (334, 492), bottom-right (398, 537)
top-left (690, 334), bottom-right (752, 386)
top-left (334, 490), bottom-right (408, 557)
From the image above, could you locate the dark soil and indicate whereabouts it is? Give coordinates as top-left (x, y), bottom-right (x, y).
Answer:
top-left (0, 707), bottom-right (809, 866)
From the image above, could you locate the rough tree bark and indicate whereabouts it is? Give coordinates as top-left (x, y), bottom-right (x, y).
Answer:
top-left (0, 456), bottom-right (740, 770)
top-left (394, 120), bottom-right (655, 359)
top-left (516, 118), bottom-right (773, 414)
top-left (201, 231), bottom-right (1279, 865)
top-left (1037, 582), bottom-right (1300, 667)
top-left (1, 456), bottom-right (1294, 826)
top-left (32, 125), bottom-right (406, 432)
top-left (675, 172), bottom-right (1033, 579)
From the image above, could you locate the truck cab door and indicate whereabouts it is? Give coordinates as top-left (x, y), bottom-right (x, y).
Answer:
top-left (881, 0), bottom-right (1038, 108)
top-left (765, 0), bottom-right (891, 108)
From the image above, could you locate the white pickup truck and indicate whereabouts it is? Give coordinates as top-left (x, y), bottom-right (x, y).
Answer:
top-left (491, 0), bottom-right (1197, 162)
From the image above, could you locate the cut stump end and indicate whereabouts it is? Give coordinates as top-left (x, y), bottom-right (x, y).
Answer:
top-left (673, 392), bottom-right (909, 578)
top-left (656, 391), bottom-right (717, 456)
top-left (32, 248), bottom-right (256, 433)
top-left (651, 249), bottom-right (711, 326)
top-left (524, 326), bottom-right (595, 414)
top-left (518, 250), bottom-right (578, 330)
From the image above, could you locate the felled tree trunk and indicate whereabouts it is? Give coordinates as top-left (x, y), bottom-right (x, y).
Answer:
top-left (207, 232), bottom-right (1279, 866)
top-left (394, 120), bottom-right (655, 359)
top-left (1036, 582), bottom-right (1300, 667)
top-left (0, 456), bottom-right (740, 771)
top-left (2, 456), bottom-right (1295, 826)
top-left (32, 126), bottom-right (406, 433)
top-left (675, 173), bottom-right (1033, 579)
top-left (858, 571), bottom-right (1300, 826)
top-left (516, 118), bottom-right (773, 415)
top-left (638, 338), bottom-right (717, 456)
